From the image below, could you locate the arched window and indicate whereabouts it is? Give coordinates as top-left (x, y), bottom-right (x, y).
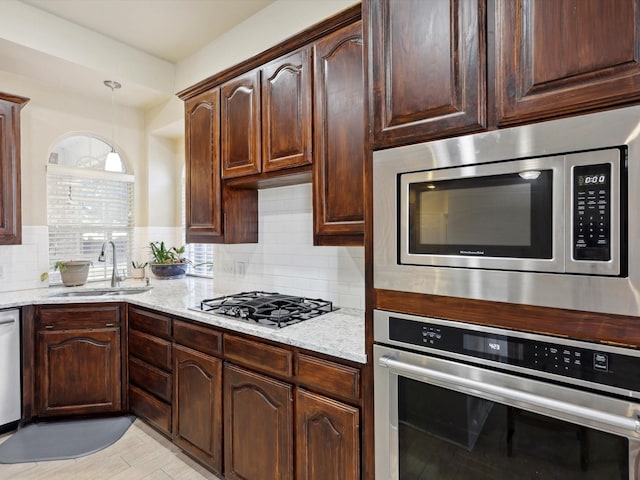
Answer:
top-left (47, 135), bottom-right (134, 284)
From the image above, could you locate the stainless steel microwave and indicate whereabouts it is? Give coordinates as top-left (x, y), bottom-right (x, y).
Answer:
top-left (373, 106), bottom-right (640, 317)
top-left (399, 148), bottom-right (625, 276)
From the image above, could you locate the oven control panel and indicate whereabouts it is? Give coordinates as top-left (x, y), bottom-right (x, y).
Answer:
top-left (388, 315), bottom-right (640, 394)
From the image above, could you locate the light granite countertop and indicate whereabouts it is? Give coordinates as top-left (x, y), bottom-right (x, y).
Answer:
top-left (0, 277), bottom-right (366, 364)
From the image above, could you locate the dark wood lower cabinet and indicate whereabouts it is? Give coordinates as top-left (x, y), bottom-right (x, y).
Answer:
top-left (172, 344), bottom-right (223, 473)
top-left (36, 328), bottom-right (121, 417)
top-left (296, 388), bottom-right (360, 480)
top-left (129, 384), bottom-right (172, 435)
top-left (223, 363), bottom-right (293, 480)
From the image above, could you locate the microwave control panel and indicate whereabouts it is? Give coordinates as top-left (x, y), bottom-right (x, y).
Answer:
top-left (573, 163), bottom-right (611, 261)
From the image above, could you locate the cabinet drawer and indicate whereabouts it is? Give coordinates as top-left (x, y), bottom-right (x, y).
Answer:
top-left (223, 334), bottom-right (293, 378)
top-left (297, 354), bottom-right (360, 403)
top-left (128, 329), bottom-right (172, 371)
top-left (129, 385), bottom-right (171, 436)
top-left (129, 356), bottom-right (172, 403)
top-left (128, 306), bottom-right (171, 339)
top-left (37, 304), bottom-right (120, 330)
top-left (173, 319), bottom-right (222, 357)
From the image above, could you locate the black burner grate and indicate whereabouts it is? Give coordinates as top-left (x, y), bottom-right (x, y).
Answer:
top-left (194, 291), bottom-right (334, 327)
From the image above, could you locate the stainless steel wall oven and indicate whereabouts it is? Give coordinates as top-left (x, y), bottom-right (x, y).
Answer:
top-left (374, 310), bottom-right (640, 479)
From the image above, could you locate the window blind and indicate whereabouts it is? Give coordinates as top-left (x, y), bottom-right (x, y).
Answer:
top-left (47, 166), bottom-right (134, 284)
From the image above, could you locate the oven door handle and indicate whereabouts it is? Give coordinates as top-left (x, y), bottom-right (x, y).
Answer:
top-left (379, 354), bottom-right (640, 438)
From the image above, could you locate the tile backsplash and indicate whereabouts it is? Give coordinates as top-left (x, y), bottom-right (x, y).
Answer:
top-left (213, 184), bottom-right (365, 310)
top-left (0, 226), bottom-right (50, 292)
top-left (0, 185), bottom-right (366, 310)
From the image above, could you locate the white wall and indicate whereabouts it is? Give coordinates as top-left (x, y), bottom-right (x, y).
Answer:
top-left (0, 71), bottom-right (146, 292)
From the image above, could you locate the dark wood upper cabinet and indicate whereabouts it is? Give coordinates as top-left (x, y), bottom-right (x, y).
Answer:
top-left (0, 92), bottom-right (29, 245)
top-left (313, 20), bottom-right (365, 246)
top-left (224, 363), bottom-right (293, 480)
top-left (185, 89), bottom-right (222, 243)
top-left (494, 0), bottom-right (640, 126)
top-left (221, 70), bottom-right (262, 179)
top-left (186, 89), bottom-right (258, 244)
top-left (368, 0), bottom-right (486, 148)
top-left (261, 48), bottom-right (313, 172)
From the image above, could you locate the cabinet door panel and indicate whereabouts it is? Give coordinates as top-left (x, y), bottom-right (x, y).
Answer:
top-left (262, 48), bottom-right (312, 172)
top-left (37, 329), bottom-right (121, 416)
top-left (185, 89), bottom-right (222, 243)
top-left (128, 306), bottom-right (171, 340)
top-left (313, 21), bottom-right (365, 245)
top-left (129, 356), bottom-right (172, 402)
top-left (370, 0), bottom-right (486, 147)
top-left (370, 0), bottom-right (485, 146)
top-left (173, 344), bottom-right (222, 472)
top-left (129, 385), bottom-right (171, 435)
top-left (224, 364), bottom-right (293, 480)
top-left (0, 94), bottom-right (28, 245)
top-left (128, 329), bottom-right (172, 371)
top-left (296, 389), bottom-right (360, 480)
top-left (495, 0), bottom-right (640, 125)
top-left (221, 71), bottom-right (261, 178)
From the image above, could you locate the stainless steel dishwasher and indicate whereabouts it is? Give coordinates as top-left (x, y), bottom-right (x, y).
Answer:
top-left (0, 309), bottom-right (20, 428)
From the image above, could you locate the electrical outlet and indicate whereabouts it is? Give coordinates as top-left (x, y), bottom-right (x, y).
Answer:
top-left (235, 262), bottom-right (246, 276)
top-left (222, 261), bottom-right (234, 274)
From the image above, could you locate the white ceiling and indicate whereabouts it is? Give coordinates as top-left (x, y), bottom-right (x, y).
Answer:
top-left (1, 0), bottom-right (274, 108)
top-left (20, 0), bottom-right (274, 63)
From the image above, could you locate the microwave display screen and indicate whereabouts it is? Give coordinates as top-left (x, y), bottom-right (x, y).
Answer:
top-left (408, 170), bottom-right (553, 259)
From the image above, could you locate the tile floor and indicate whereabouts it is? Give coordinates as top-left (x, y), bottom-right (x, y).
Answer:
top-left (0, 419), bottom-right (222, 480)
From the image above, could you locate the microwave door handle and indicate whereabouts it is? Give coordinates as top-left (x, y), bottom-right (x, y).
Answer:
top-left (378, 355), bottom-right (639, 438)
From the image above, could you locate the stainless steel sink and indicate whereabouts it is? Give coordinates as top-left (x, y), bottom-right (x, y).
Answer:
top-left (48, 286), bottom-right (153, 298)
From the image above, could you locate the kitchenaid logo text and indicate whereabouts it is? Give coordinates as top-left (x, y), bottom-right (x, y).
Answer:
top-left (460, 250), bottom-right (485, 255)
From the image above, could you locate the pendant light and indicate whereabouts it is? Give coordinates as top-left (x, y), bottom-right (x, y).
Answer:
top-left (104, 80), bottom-right (122, 172)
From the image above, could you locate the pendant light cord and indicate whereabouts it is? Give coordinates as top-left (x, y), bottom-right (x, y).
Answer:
top-left (104, 80), bottom-right (121, 153)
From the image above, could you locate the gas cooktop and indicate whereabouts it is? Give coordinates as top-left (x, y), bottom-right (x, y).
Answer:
top-left (191, 291), bottom-right (335, 328)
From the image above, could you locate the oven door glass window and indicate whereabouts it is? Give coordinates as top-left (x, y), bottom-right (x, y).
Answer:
top-left (398, 377), bottom-right (628, 479)
top-left (407, 170), bottom-right (553, 259)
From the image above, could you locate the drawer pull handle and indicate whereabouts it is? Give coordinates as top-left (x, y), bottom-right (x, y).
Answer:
top-left (45, 325), bottom-right (54, 329)
top-left (105, 323), bottom-right (115, 327)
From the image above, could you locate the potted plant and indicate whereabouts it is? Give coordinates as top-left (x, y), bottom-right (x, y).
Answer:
top-left (54, 260), bottom-right (91, 286)
top-left (131, 261), bottom-right (148, 279)
top-left (148, 241), bottom-right (189, 280)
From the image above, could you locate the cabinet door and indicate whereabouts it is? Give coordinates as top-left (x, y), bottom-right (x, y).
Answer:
top-left (36, 328), bottom-right (121, 416)
top-left (221, 71), bottom-right (261, 178)
top-left (173, 344), bottom-right (223, 473)
top-left (0, 94), bottom-right (28, 245)
top-left (296, 389), bottom-right (360, 480)
top-left (261, 48), bottom-right (312, 172)
top-left (185, 89), bottom-right (222, 243)
top-left (224, 363), bottom-right (293, 480)
top-left (313, 21), bottom-right (365, 246)
top-left (369, 0), bottom-right (486, 148)
top-left (494, 0), bottom-right (640, 126)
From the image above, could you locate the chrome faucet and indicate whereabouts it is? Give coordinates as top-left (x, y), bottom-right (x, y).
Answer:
top-left (98, 241), bottom-right (123, 287)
